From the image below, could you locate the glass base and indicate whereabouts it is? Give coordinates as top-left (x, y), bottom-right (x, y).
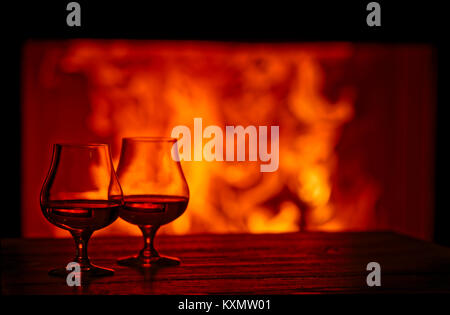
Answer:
top-left (117, 255), bottom-right (181, 268)
top-left (48, 264), bottom-right (114, 278)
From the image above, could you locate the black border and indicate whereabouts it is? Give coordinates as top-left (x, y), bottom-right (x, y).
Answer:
top-left (2, 294), bottom-right (450, 311)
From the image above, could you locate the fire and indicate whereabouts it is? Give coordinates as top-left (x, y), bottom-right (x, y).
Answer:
top-left (26, 40), bottom-right (379, 237)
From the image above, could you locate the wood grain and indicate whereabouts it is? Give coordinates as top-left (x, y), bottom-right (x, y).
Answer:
top-left (2, 232), bottom-right (450, 294)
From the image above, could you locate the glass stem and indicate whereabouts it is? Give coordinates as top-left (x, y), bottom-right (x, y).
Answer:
top-left (70, 230), bottom-right (93, 269)
top-left (139, 225), bottom-right (160, 260)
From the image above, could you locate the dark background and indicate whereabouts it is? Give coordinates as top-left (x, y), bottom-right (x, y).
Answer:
top-left (3, 1), bottom-right (448, 245)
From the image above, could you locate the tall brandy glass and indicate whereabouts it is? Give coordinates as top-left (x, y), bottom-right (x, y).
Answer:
top-left (40, 144), bottom-right (123, 277)
top-left (116, 137), bottom-right (189, 267)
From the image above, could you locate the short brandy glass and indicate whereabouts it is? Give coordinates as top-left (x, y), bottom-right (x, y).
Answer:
top-left (116, 137), bottom-right (189, 267)
top-left (40, 144), bottom-right (123, 278)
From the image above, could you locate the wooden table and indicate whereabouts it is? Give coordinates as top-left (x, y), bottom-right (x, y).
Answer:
top-left (2, 232), bottom-right (450, 294)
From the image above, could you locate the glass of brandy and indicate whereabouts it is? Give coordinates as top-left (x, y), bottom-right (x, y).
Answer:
top-left (40, 144), bottom-right (123, 277)
top-left (116, 137), bottom-right (189, 267)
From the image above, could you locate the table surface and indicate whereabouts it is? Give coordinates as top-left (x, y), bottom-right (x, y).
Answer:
top-left (2, 232), bottom-right (450, 294)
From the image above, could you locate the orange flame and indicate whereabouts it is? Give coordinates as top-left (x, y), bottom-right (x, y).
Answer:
top-left (33, 41), bottom-right (378, 236)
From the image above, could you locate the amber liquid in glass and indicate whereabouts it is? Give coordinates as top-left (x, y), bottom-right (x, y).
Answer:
top-left (42, 200), bottom-right (121, 231)
top-left (120, 195), bottom-right (188, 226)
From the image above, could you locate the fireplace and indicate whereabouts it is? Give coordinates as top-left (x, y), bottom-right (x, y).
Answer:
top-left (21, 40), bottom-right (435, 240)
